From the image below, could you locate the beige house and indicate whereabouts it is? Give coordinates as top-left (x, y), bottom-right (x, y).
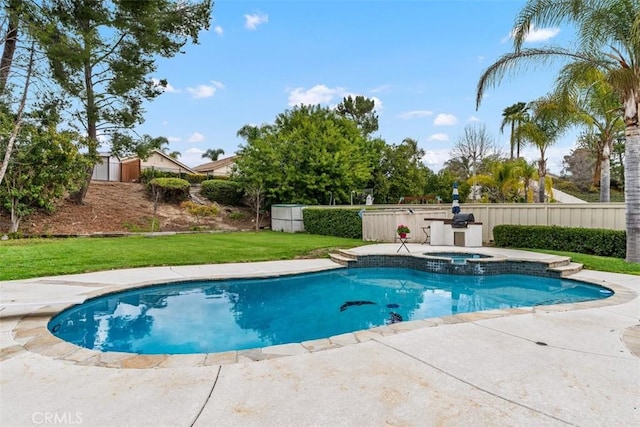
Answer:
top-left (193, 156), bottom-right (237, 178)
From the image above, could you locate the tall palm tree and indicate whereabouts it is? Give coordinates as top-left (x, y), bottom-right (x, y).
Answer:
top-left (554, 66), bottom-right (624, 202)
top-left (500, 102), bottom-right (529, 159)
top-left (476, 0), bottom-right (640, 263)
top-left (516, 97), bottom-right (572, 203)
top-left (202, 148), bottom-right (225, 161)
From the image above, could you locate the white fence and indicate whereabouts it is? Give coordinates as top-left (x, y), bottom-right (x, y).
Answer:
top-left (362, 203), bottom-right (626, 243)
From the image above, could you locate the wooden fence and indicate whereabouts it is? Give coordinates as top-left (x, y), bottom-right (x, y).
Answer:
top-left (362, 203), bottom-right (626, 243)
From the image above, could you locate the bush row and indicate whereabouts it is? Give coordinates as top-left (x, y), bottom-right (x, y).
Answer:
top-left (200, 180), bottom-right (243, 206)
top-left (302, 208), bottom-right (362, 239)
top-left (492, 225), bottom-right (626, 258)
top-left (140, 168), bottom-right (209, 184)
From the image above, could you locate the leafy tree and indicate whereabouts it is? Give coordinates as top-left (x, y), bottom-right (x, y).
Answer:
top-left (374, 138), bottom-right (431, 203)
top-left (425, 170), bottom-right (470, 204)
top-left (234, 105), bottom-right (372, 205)
top-left (335, 95), bottom-right (379, 137)
top-left (202, 148), bottom-right (225, 161)
top-left (476, 0), bottom-right (640, 262)
top-left (562, 146), bottom-right (595, 190)
top-left (513, 158), bottom-right (538, 202)
top-left (0, 118), bottom-right (89, 232)
top-left (500, 102), bottom-right (529, 159)
top-left (30, 0), bottom-right (213, 203)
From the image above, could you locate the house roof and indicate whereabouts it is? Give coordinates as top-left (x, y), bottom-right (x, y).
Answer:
top-left (193, 155), bottom-right (238, 173)
top-left (121, 149), bottom-right (197, 174)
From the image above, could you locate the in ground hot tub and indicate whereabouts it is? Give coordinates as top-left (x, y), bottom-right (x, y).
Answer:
top-left (424, 252), bottom-right (492, 264)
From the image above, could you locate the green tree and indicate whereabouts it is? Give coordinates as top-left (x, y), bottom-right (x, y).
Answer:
top-left (554, 67), bottom-right (623, 201)
top-left (377, 138), bottom-right (431, 203)
top-left (31, 0), bottom-right (212, 203)
top-left (202, 148), bottom-right (225, 161)
top-left (335, 95), bottom-right (379, 137)
top-left (500, 102), bottom-right (529, 159)
top-left (476, 0), bottom-right (640, 262)
top-left (234, 105), bottom-right (372, 205)
top-left (0, 118), bottom-right (89, 232)
top-left (473, 159), bottom-right (521, 203)
top-left (516, 97), bottom-right (572, 202)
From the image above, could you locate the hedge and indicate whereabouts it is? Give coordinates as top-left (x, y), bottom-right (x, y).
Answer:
top-left (140, 168), bottom-right (207, 184)
top-left (200, 180), bottom-right (243, 206)
top-left (147, 177), bottom-right (191, 203)
top-left (493, 225), bottom-right (626, 258)
top-left (303, 208), bottom-right (362, 239)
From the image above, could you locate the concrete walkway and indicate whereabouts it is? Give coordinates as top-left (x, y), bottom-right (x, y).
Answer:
top-left (1, 245), bottom-right (639, 426)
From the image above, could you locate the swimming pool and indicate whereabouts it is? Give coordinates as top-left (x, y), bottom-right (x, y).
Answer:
top-left (48, 267), bottom-right (613, 355)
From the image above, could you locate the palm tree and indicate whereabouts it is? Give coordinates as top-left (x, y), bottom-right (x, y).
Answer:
top-left (473, 159), bottom-right (521, 203)
top-left (500, 102), bottom-right (529, 159)
top-left (476, 0), bottom-right (640, 263)
top-left (554, 66), bottom-right (624, 202)
top-left (516, 97), bottom-right (572, 203)
top-left (513, 158), bottom-right (538, 202)
top-left (202, 148), bottom-right (225, 161)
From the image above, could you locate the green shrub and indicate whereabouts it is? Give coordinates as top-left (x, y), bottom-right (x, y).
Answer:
top-left (493, 225), bottom-right (626, 258)
top-left (303, 208), bottom-right (362, 239)
top-left (147, 178), bottom-right (191, 203)
top-left (200, 180), bottom-right (243, 206)
top-left (180, 201), bottom-right (218, 223)
top-left (140, 169), bottom-right (207, 184)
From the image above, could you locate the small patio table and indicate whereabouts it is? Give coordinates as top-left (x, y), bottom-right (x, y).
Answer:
top-left (397, 236), bottom-right (410, 253)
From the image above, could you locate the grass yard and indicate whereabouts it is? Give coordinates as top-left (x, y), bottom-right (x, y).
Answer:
top-left (0, 231), bottom-right (365, 281)
top-left (2, 232), bottom-right (638, 281)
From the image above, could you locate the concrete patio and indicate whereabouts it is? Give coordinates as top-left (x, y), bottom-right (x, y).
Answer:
top-left (1, 244), bottom-right (639, 426)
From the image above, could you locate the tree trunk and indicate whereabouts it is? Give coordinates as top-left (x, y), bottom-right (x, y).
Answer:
top-left (9, 196), bottom-right (20, 233)
top-left (624, 124), bottom-right (640, 263)
top-left (538, 175), bottom-right (546, 203)
top-left (69, 53), bottom-right (97, 204)
top-left (600, 142), bottom-right (611, 203)
top-left (0, 0), bottom-right (19, 93)
top-left (592, 150), bottom-right (603, 188)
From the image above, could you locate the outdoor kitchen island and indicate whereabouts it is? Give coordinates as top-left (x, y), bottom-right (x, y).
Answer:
top-left (427, 214), bottom-right (482, 247)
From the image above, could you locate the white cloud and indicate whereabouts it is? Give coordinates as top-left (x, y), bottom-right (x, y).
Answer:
top-left (244, 13), bottom-right (268, 30)
top-left (422, 149), bottom-right (451, 172)
top-left (427, 133), bottom-right (450, 142)
top-left (167, 136), bottom-right (181, 142)
top-left (502, 24), bottom-right (560, 43)
top-left (287, 84), bottom-right (346, 106)
top-left (188, 132), bottom-right (205, 143)
top-left (434, 113), bottom-right (458, 126)
top-left (186, 81), bottom-right (225, 99)
top-left (186, 147), bottom-right (205, 155)
top-left (467, 115), bottom-right (481, 122)
top-left (398, 110), bottom-right (433, 120)
top-left (214, 25), bottom-right (223, 36)
top-left (477, 55), bottom-right (485, 62)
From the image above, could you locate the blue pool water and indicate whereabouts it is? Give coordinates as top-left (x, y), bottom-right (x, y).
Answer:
top-left (48, 267), bottom-right (612, 355)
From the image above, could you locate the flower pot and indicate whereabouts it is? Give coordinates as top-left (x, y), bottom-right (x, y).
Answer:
top-left (399, 233), bottom-right (407, 239)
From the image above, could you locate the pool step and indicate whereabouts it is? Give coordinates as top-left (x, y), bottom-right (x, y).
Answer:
top-left (329, 250), bottom-right (358, 265)
top-left (549, 262), bottom-right (584, 277)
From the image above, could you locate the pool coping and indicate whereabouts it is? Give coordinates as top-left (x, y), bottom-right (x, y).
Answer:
top-left (7, 249), bottom-right (638, 370)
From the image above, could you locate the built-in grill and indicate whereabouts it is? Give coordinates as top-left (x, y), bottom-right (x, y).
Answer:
top-left (451, 213), bottom-right (475, 228)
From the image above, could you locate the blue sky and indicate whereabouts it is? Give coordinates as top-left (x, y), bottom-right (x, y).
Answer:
top-left (136, 0), bottom-right (578, 174)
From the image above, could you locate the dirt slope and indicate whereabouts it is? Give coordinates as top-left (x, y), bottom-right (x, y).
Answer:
top-left (2, 181), bottom-right (257, 235)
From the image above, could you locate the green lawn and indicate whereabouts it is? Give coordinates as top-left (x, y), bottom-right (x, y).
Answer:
top-left (0, 231), bottom-right (365, 281)
top-left (3, 232), bottom-right (638, 281)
